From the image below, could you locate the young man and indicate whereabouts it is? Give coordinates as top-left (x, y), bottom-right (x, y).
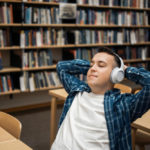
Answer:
top-left (51, 47), bottom-right (150, 150)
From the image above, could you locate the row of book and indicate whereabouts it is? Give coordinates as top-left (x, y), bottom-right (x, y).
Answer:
top-left (1, 2), bottom-right (150, 24)
top-left (0, 29), bottom-right (10, 47)
top-left (64, 46), bottom-right (149, 62)
top-left (22, 0), bottom-right (150, 8)
top-left (74, 29), bottom-right (149, 45)
top-left (77, 0), bottom-right (150, 8)
top-left (126, 62), bottom-right (149, 68)
top-left (77, 9), bottom-right (149, 26)
top-left (21, 5), bottom-right (150, 25)
top-left (19, 71), bottom-right (61, 92)
top-left (20, 28), bottom-right (59, 47)
top-left (19, 28), bottom-right (150, 47)
top-left (0, 75), bottom-right (13, 92)
top-left (0, 3), bottom-right (13, 24)
top-left (23, 6), bottom-right (60, 24)
top-left (0, 71), bottom-right (61, 93)
top-left (116, 46), bottom-right (149, 60)
top-left (22, 49), bottom-right (53, 68)
top-left (0, 28), bottom-right (149, 48)
top-left (0, 52), bottom-right (2, 70)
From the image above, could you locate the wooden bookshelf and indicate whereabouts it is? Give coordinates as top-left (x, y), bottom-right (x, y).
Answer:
top-left (21, 24), bottom-right (150, 28)
top-left (33, 85), bottom-right (62, 92)
top-left (22, 64), bottom-right (57, 71)
top-left (124, 58), bottom-right (150, 63)
top-left (0, 0), bottom-right (22, 3)
top-left (0, 89), bottom-right (21, 96)
top-left (0, 65), bottom-right (57, 73)
top-left (0, 67), bottom-right (21, 73)
top-left (0, 24), bottom-right (22, 27)
top-left (22, 1), bottom-right (59, 6)
top-left (1, 42), bottom-right (150, 51)
top-left (0, 46), bottom-right (21, 50)
top-left (78, 4), bottom-right (150, 11)
top-left (0, 85), bottom-right (62, 96)
top-left (0, 0), bottom-right (149, 111)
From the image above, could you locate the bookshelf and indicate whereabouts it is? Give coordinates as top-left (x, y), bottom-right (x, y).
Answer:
top-left (0, 0), bottom-right (150, 111)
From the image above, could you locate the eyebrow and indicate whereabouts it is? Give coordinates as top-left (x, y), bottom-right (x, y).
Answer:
top-left (91, 60), bottom-right (107, 65)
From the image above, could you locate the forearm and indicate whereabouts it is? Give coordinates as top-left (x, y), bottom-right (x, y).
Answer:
top-left (56, 59), bottom-right (90, 93)
top-left (57, 59), bottom-right (90, 76)
top-left (125, 67), bottom-right (150, 121)
top-left (125, 67), bottom-right (150, 86)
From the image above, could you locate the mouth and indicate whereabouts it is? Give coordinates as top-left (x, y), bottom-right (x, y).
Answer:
top-left (88, 75), bottom-right (97, 78)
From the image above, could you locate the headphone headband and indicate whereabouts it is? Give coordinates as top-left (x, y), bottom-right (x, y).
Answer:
top-left (110, 51), bottom-right (124, 71)
top-left (118, 56), bottom-right (124, 70)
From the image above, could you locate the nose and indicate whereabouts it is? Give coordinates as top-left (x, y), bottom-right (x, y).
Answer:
top-left (90, 64), bottom-right (97, 71)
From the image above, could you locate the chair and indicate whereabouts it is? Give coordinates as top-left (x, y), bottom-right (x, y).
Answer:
top-left (114, 83), bottom-right (132, 93)
top-left (0, 111), bottom-right (22, 139)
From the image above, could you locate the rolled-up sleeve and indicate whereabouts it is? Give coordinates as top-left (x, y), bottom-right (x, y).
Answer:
top-left (56, 59), bottom-right (90, 93)
top-left (125, 67), bottom-right (150, 121)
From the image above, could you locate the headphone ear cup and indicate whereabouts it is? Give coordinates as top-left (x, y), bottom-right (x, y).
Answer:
top-left (110, 67), bottom-right (119, 84)
top-left (110, 67), bottom-right (124, 84)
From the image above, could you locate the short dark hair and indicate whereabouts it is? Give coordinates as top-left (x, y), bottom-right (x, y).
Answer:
top-left (97, 47), bottom-right (121, 67)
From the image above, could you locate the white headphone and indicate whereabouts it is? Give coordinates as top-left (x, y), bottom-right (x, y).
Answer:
top-left (110, 55), bottom-right (124, 84)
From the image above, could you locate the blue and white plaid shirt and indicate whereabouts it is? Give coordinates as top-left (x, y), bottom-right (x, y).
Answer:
top-left (56, 59), bottom-right (150, 150)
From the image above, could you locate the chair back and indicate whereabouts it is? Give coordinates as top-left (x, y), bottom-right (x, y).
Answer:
top-left (114, 83), bottom-right (132, 93)
top-left (0, 111), bottom-right (22, 139)
top-left (134, 89), bottom-right (140, 94)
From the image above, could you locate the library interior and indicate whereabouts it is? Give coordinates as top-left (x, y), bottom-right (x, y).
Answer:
top-left (0, 0), bottom-right (150, 150)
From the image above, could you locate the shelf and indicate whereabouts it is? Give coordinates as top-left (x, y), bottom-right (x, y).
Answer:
top-left (0, 0), bottom-right (22, 3)
top-left (22, 1), bottom-right (59, 6)
top-left (1, 42), bottom-right (150, 50)
top-left (0, 89), bottom-right (21, 96)
top-left (22, 65), bottom-right (56, 71)
top-left (0, 86), bottom-right (62, 96)
top-left (0, 24), bottom-right (22, 27)
top-left (0, 23), bottom-right (150, 28)
top-left (71, 42), bottom-right (150, 47)
top-left (2, 0), bottom-right (149, 11)
top-left (78, 4), bottom-right (150, 11)
top-left (0, 67), bottom-right (21, 73)
top-left (0, 65), bottom-right (57, 73)
top-left (124, 58), bottom-right (150, 63)
top-left (21, 24), bottom-right (150, 28)
top-left (33, 86), bottom-right (62, 92)
top-left (0, 46), bottom-right (21, 51)
top-left (19, 86), bottom-right (62, 93)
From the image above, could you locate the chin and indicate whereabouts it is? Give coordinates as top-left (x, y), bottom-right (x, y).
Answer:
top-left (87, 80), bottom-right (96, 88)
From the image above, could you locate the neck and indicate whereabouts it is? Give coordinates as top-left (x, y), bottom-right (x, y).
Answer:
top-left (90, 84), bottom-right (113, 95)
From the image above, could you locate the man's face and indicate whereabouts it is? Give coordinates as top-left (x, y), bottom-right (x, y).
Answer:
top-left (87, 52), bottom-right (115, 90)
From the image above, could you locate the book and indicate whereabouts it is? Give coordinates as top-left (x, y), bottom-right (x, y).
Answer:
top-left (0, 52), bottom-right (2, 70)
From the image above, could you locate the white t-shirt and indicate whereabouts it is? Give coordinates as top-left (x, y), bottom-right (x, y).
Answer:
top-left (51, 91), bottom-right (110, 150)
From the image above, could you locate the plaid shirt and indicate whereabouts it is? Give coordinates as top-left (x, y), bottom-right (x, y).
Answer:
top-left (56, 59), bottom-right (150, 150)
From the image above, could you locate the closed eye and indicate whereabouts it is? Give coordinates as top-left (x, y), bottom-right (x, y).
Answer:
top-left (90, 61), bottom-right (107, 68)
top-left (98, 62), bottom-right (106, 67)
